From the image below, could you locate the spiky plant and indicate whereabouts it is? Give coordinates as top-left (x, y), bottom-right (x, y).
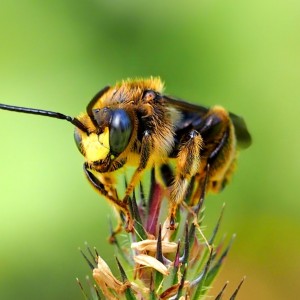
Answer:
top-left (78, 168), bottom-right (244, 300)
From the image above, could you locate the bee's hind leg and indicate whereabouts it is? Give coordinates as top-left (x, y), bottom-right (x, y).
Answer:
top-left (168, 130), bottom-right (203, 230)
top-left (196, 106), bottom-right (237, 195)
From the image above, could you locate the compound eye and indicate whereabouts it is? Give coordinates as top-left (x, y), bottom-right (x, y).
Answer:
top-left (110, 109), bottom-right (132, 156)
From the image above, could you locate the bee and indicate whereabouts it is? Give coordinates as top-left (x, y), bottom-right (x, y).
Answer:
top-left (0, 77), bottom-right (251, 232)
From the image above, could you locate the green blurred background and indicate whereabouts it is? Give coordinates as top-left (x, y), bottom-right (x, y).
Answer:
top-left (0, 0), bottom-right (299, 299)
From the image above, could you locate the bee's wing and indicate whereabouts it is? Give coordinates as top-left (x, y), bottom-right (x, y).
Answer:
top-left (163, 95), bottom-right (252, 149)
top-left (163, 95), bottom-right (209, 116)
top-left (228, 112), bottom-right (252, 149)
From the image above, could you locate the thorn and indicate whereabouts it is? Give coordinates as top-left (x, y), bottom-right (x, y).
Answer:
top-left (156, 224), bottom-right (164, 263)
top-left (209, 203), bottom-right (226, 245)
top-left (76, 278), bottom-right (89, 300)
top-left (174, 240), bottom-right (181, 268)
top-left (217, 234), bottom-right (236, 265)
top-left (84, 241), bottom-right (96, 263)
top-left (94, 247), bottom-right (99, 258)
top-left (190, 247), bottom-right (214, 287)
top-left (94, 284), bottom-right (102, 300)
top-left (214, 281), bottom-right (229, 300)
top-left (230, 277), bottom-right (245, 300)
top-left (182, 222), bottom-right (190, 264)
top-left (116, 256), bottom-right (128, 282)
top-left (79, 247), bottom-right (96, 270)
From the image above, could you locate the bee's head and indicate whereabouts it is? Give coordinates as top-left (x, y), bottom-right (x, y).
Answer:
top-left (74, 107), bottom-right (133, 164)
top-left (74, 78), bottom-right (163, 165)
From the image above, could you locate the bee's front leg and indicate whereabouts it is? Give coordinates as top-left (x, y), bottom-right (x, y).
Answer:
top-left (83, 163), bottom-right (133, 237)
top-left (169, 130), bottom-right (203, 229)
top-left (124, 130), bottom-right (153, 200)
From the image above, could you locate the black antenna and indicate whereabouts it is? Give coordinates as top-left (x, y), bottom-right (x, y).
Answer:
top-left (0, 103), bottom-right (88, 133)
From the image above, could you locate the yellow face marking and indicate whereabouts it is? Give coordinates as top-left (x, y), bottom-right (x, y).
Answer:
top-left (82, 127), bottom-right (110, 162)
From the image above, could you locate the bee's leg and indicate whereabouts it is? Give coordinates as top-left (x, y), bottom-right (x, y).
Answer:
top-left (83, 164), bottom-right (133, 235)
top-left (124, 130), bottom-right (153, 200)
top-left (201, 106), bottom-right (236, 193)
top-left (168, 130), bottom-right (203, 229)
top-left (190, 106), bottom-right (236, 204)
